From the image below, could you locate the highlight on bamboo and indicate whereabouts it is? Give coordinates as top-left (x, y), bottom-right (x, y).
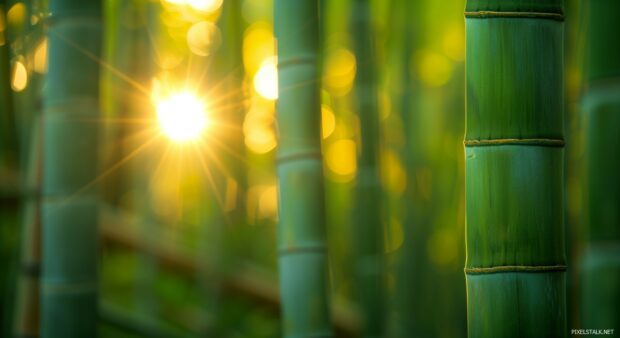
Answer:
top-left (0, 0), bottom-right (617, 337)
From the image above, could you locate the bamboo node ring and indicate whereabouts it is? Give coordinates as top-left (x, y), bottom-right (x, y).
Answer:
top-left (277, 55), bottom-right (317, 69)
top-left (278, 245), bottom-right (327, 256)
top-left (464, 11), bottom-right (564, 21)
top-left (276, 151), bottom-right (323, 164)
top-left (464, 138), bottom-right (565, 147)
top-left (465, 265), bottom-right (567, 274)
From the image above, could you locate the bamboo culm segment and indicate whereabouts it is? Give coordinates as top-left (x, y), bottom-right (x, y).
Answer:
top-left (351, 0), bottom-right (384, 337)
top-left (580, 0), bottom-right (620, 331)
top-left (14, 119), bottom-right (42, 338)
top-left (41, 1), bottom-right (102, 337)
top-left (274, 0), bottom-right (333, 337)
top-left (464, 1), bottom-right (566, 337)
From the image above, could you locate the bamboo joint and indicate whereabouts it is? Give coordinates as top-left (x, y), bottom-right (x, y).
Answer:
top-left (465, 265), bottom-right (567, 275)
top-left (464, 11), bottom-right (564, 21)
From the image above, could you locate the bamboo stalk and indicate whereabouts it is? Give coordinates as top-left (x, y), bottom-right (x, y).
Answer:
top-left (13, 119), bottom-right (41, 338)
top-left (0, 2), bottom-right (18, 335)
top-left (12, 0), bottom-right (47, 335)
top-left (350, 0), bottom-right (384, 337)
top-left (0, 0), bottom-right (17, 170)
top-left (213, 0), bottom-right (246, 224)
top-left (40, 0), bottom-right (102, 336)
top-left (464, 1), bottom-right (566, 337)
top-left (274, 0), bottom-right (333, 336)
top-left (580, 0), bottom-right (620, 331)
top-left (99, 206), bottom-right (360, 337)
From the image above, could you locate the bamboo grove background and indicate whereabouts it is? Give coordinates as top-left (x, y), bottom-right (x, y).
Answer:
top-left (0, 0), bottom-right (616, 337)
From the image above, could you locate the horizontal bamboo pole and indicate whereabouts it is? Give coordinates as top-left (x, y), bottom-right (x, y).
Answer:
top-left (99, 206), bottom-right (360, 337)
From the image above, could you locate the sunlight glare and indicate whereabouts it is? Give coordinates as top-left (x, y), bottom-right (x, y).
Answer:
top-left (156, 92), bottom-right (208, 142)
top-left (162, 0), bottom-right (222, 13)
top-left (187, 0), bottom-right (223, 13)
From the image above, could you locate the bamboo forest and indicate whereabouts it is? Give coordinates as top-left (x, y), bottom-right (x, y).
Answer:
top-left (0, 0), bottom-right (619, 337)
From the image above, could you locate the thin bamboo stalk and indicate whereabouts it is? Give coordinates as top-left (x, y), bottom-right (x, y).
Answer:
top-left (274, 0), bottom-right (333, 336)
top-left (464, 0), bottom-right (566, 337)
top-left (580, 0), bottom-right (620, 330)
top-left (12, 1), bottom-right (47, 335)
top-left (0, 0), bottom-right (17, 170)
top-left (40, 0), bottom-right (102, 336)
top-left (13, 120), bottom-right (41, 338)
top-left (213, 0), bottom-right (246, 224)
top-left (0, 1), bottom-right (20, 334)
top-left (132, 0), bottom-right (159, 321)
top-left (350, 0), bottom-right (384, 337)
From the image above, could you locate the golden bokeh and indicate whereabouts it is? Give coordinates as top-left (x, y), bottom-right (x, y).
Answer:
top-left (258, 185), bottom-right (278, 219)
top-left (7, 3), bottom-right (26, 27)
top-left (243, 103), bottom-right (277, 154)
top-left (34, 38), bottom-right (48, 74)
top-left (11, 60), bottom-right (27, 92)
top-left (321, 104), bottom-right (336, 139)
top-left (415, 50), bottom-right (453, 87)
top-left (243, 21), bottom-right (275, 76)
top-left (442, 23), bottom-right (465, 62)
top-left (253, 57), bottom-right (278, 100)
top-left (380, 149), bottom-right (407, 196)
top-left (323, 48), bottom-right (356, 96)
top-left (325, 139), bottom-right (357, 181)
top-left (186, 20), bottom-right (221, 56)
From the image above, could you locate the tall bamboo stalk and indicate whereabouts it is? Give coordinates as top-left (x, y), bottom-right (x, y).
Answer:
top-left (580, 0), bottom-right (620, 330)
top-left (0, 0), bottom-right (17, 171)
top-left (41, 0), bottom-right (102, 336)
top-left (350, 0), bottom-right (383, 336)
top-left (13, 120), bottom-right (41, 338)
top-left (215, 0), bottom-right (245, 225)
top-left (12, 1), bottom-right (47, 335)
top-left (0, 1), bottom-right (20, 335)
top-left (464, 1), bottom-right (566, 337)
top-left (274, 0), bottom-right (332, 336)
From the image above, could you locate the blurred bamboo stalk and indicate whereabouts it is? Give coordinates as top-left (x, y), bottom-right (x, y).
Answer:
top-left (464, 0), bottom-right (566, 337)
top-left (274, 0), bottom-right (333, 336)
top-left (13, 120), bottom-right (41, 338)
top-left (350, 0), bottom-right (384, 337)
top-left (580, 0), bottom-right (620, 330)
top-left (0, 1), bottom-right (20, 335)
top-left (0, 0), bottom-right (17, 170)
top-left (3, 1), bottom-right (45, 336)
top-left (40, 0), bottom-right (102, 336)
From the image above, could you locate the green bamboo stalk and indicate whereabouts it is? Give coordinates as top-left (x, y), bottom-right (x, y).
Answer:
top-left (464, 1), bottom-right (566, 337)
top-left (12, 1), bottom-right (47, 336)
top-left (214, 0), bottom-right (246, 225)
top-left (0, 2), bottom-right (20, 335)
top-left (100, 0), bottom-right (137, 206)
top-left (580, 0), bottom-right (620, 330)
top-left (133, 0), bottom-right (159, 322)
top-left (391, 0), bottom-right (418, 336)
top-left (350, 0), bottom-right (383, 337)
top-left (13, 119), bottom-right (41, 338)
top-left (0, 0), bottom-right (17, 170)
top-left (274, 0), bottom-right (333, 337)
top-left (41, 0), bottom-right (102, 336)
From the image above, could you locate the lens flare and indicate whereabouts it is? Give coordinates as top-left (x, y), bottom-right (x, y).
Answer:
top-left (156, 92), bottom-right (208, 142)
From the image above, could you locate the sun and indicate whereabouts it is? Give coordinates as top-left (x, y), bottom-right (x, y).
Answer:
top-left (156, 92), bottom-right (209, 142)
